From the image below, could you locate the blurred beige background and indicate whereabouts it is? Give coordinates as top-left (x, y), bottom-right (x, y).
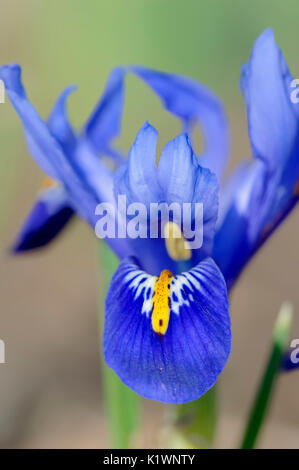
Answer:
top-left (0, 0), bottom-right (299, 448)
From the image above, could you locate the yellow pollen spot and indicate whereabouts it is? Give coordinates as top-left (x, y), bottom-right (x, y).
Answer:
top-left (164, 221), bottom-right (191, 261)
top-left (39, 177), bottom-right (57, 190)
top-left (151, 269), bottom-right (173, 335)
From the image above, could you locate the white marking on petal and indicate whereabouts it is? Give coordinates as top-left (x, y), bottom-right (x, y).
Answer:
top-left (125, 269), bottom-right (157, 317)
top-left (124, 263), bottom-right (209, 318)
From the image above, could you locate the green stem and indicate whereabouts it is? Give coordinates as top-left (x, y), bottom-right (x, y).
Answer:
top-left (166, 385), bottom-right (217, 448)
top-left (98, 242), bottom-right (140, 449)
top-left (241, 302), bottom-right (293, 449)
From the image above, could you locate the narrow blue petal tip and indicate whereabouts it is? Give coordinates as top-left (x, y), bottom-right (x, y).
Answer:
top-left (0, 63), bottom-right (24, 95)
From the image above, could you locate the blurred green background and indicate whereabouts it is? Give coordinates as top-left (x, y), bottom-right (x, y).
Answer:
top-left (0, 0), bottom-right (299, 448)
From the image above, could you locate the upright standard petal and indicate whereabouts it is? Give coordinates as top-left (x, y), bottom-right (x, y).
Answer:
top-left (115, 122), bottom-right (160, 206)
top-left (113, 123), bottom-right (219, 274)
top-left (103, 257), bottom-right (231, 404)
top-left (214, 29), bottom-right (299, 287)
top-left (240, 28), bottom-right (299, 232)
top-left (158, 133), bottom-right (218, 263)
top-left (240, 29), bottom-right (297, 170)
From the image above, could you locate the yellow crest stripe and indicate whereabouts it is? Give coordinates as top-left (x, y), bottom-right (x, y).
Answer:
top-left (151, 269), bottom-right (173, 335)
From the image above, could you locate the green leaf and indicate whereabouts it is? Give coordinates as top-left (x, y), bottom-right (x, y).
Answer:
top-left (98, 242), bottom-right (140, 449)
top-left (165, 385), bottom-right (217, 448)
top-left (241, 302), bottom-right (293, 449)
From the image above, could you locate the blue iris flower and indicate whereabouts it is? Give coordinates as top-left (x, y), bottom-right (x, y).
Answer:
top-left (0, 63), bottom-right (231, 403)
top-left (1, 27), bottom-right (298, 400)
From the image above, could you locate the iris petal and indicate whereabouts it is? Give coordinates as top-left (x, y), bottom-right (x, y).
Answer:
top-left (114, 124), bottom-right (219, 273)
top-left (13, 85), bottom-right (77, 253)
top-left (1, 63), bottom-right (133, 259)
top-left (158, 133), bottom-right (219, 263)
top-left (12, 186), bottom-right (73, 252)
top-left (214, 160), bottom-right (265, 287)
top-left (157, 133), bottom-right (198, 204)
top-left (130, 66), bottom-right (229, 181)
top-left (115, 122), bottom-right (160, 206)
top-left (0, 64), bottom-right (59, 180)
top-left (239, 27), bottom-right (299, 231)
top-left (240, 28), bottom-right (297, 169)
top-left (48, 85), bottom-right (77, 156)
top-left (86, 65), bottom-right (229, 181)
top-left (84, 67), bottom-right (125, 162)
top-left (214, 29), bottom-right (299, 287)
top-left (0, 64), bottom-right (108, 226)
top-left (104, 256), bottom-right (231, 404)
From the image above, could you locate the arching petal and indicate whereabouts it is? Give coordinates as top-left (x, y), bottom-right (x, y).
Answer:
top-left (0, 64), bottom-right (60, 180)
top-left (103, 257), bottom-right (231, 404)
top-left (84, 67), bottom-right (125, 163)
top-left (0, 63), bottom-right (131, 258)
top-left (88, 65), bottom-right (229, 181)
top-left (0, 64), bottom-right (111, 225)
top-left (48, 85), bottom-right (77, 156)
top-left (130, 66), bottom-right (229, 182)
